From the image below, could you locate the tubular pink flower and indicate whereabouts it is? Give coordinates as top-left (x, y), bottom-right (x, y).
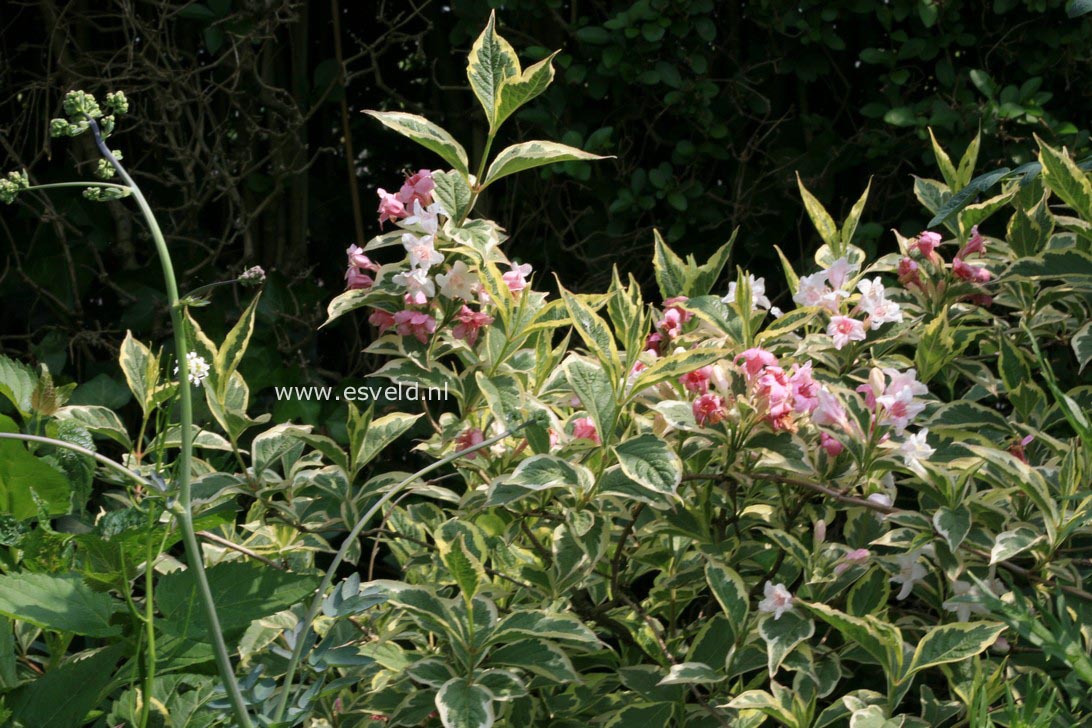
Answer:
top-left (914, 231), bottom-right (942, 257)
top-left (392, 309), bottom-right (437, 344)
top-left (952, 256), bottom-right (991, 283)
top-left (788, 361), bottom-right (820, 414)
top-left (735, 347), bottom-right (778, 379)
top-left (827, 315), bottom-right (867, 350)
top-left (377, 188), bottom-right (406, 225)
top-left (571, 417), bottom-right (600, 444)
top-left (693, 392), bottom-right (727, 426)
top-left (456, 427), bottom-right (485, 459)
top-left (834, 548), bottom-right (870, 575)
top-left (679, 366), bottom-right (712, 393)
top-left (396, 169), bottom-right (434, 209)
top-left (368, 309), bottom-right (396, 333)
top-left (347, 244), bottom-right (381, 272)
top-left (502, 262), bottom-right (533, 293)
top-left (345, 267), bottom-right (374, 290)
top-left (820, 431), bottom-right (844, 456)
top-left (451, 305), bottom-right (494, 346)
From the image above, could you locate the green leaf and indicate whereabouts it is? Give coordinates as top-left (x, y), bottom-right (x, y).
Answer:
top-left (904, 622), bottom-right (1006, 678)
top-left (773, 245), bottom-right (800, 294)
top-left (704, 561), bottom-right (749, 631)
top-left (476, 669), bottom-right (528, 701)
top-left (432, 169), bottom-right (473, 221)
top-left (847, 568), bottom-right (890, 617)
top-left (802, 602), bottom-right (903, 673)
top-left (1006, 249), bottom-right (1092, 280)
top-left (689, 230), bottom-right (738, 296)
top-left (989, 527), bottom-right (1042, 565)
top-left (508, 455), bottom-right (593, 491)
top-left (1037, 136), bottom-right (1092, 220)
top-left (957, 128), bottom-right (981, 188)
top-left (933, 505), bottom-right (971, 551)
top-left (0, 415), bottom-right (71, 520)
top-left (928, 128), bottom-right (959, 190)
top-left (467, 11), bottom-right (521, 133)
top-left (1073, 322), bottom-right (1092, 373)
top-left (797, 172), bottom-right (840, 253)
top-left (0, 572), bottom-right (120, 636)
top-left (612, 434), bottom-right (681, 496)
top-left (760, 610), bottom-right (814, 676)
top-left (629, 348), bottom-right (730, 394)
top-left (558, 285), bottom-right (620, 373)
top-left (915, 313), bottom-right (960, 384)
top-left (364, 110), bottom-right (469, 177)
top-left (657, 661), bottom-right (721, 685)
top-left (490, 610), bottom-right (600, 646)
top-left (118, 330), bottom-right (157, 415)
top-left (757, 307), bottom-right (819, 344)
top-left (436, 676), bottom-right (495, 728)
top-left (603, 702), bottom-right (675, 727)
top-left (494, 52), bottom-right (558, 131)
top-left (213, 292), bottom-right (261, 398)
top-left (157, 562), bottom-right (318, 640)
top-left (0, 355), bottom-right (36, 419)
top-left (355, 411), bottom-right (422, 474)
top-left (482, 140), bottom-right (606, 188)
top-left (564, 356), bottom-right (616, 443)
top-left (9, 644), bottom-right (123, 726)
top-left (55, 405), bottom-right (132, 449)
top-left (487, 639), bottom-right (579, 682)
top-left (841, 178), bottom-right (872, 249)
top-left (440, 536), bottom-right (483, 601)
top-left (1006, 190), bottom-right (1054, 258)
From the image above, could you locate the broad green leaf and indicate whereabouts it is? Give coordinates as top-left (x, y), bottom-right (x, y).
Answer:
top-left (356, 411), bottom-right (422, 473)
top-left (119, 330), bottom-right (157, 415)
top-left (847, 568), bottom-right (890, 617)
top-left (214, 292), bottom-right (261, 398)
top-left (10, 644), bottom-right (123, 726)
top-left (773, 245), bottom-right (800, 294)
top-left (564, 356), bottom-right (616, 443)
top-left (0, 572), bottom-right (120, 636)
top-left (432, 169), bottom-right (473, 222)
top-left (487, 639), bottom-right (579, 682)
top-left (205, 371), bottom-right (270, 442)
top-left (1006, 249), bottom-right (1092, 280)
top-left (1073, 322), bottom-right (1092, 373)
top-left (55, 405), bottom-right (132, 449)
top-left (725, 689), bottom-right (796, 726)
top-left (490, 611), bottom-right (600, 646)
top-left (797, 172), bottom-right (840, 252)
top-left (957, 128), bottom-right (981, 188)
top-left (629, 347), bottom-right (730, 394)
top-left (476, 669), bottom-right (527, 701)
top-left (408, 657), bottom-right (459, 688)
top-left (603, 702), bottom-right (675, 728)
top-left (364, 110), bottom-right (469, 176)
top-left (760, 610), bottom-right (814, 676)
top-left (657, 661), bottom-right (721, 685)
top-left (507, 455), bottom-right (593, 491)
top-left (989, 527), bottom-right (1042, 565)
top-left (756, 307), bottom-right (819, 344)
top-left (926, 167), bottom-right (1012, 228)
top-left (933, 505), bottom-right (971, 551)
top-left (904, 622), bottom-right (1005, 678)
top-left (559, 285), bottom-right (620, 372)
top-left (652, 229), bottom-right (690, 299)
top-left (0, 354), bottom-right (36, 419)
top-left (1006, 190), bottom-right (1054, 257)
top-left (915, 313), bottom-right (960, 384)
top-left (439, 536), bottom-right (483, 601)
top-left (958, 187), bottom-right (1017, 232)
top-left (322, 287), bottom-right (385, 328)
top-left (157, 562), bottom-right (318, 640)
top-left (689, 230), bottom-right (738, 296)
top-left (0, 415), bottom-right (71, 520)
top-left (494, 52), bottom-right (558, 131)
top-left (612, 434), bottom-right (681, 496)
top-left (467, 11), bottom-right (520, 132)
top-left (1037, 136), bottom-right (1092, 220)
top-left (802, 602), bottom-right (903, 673)
top-left (251, 422), bottom-right (310, 475)
top-left (436, 676), bottom-right (494, 728)
top-left (475, 372), bottom-right (523, 431)
top-left (384, 584), bottom-right (461, 638)
top-left (841, 178), bottom-right (872, 248)
top-left (704, 561), bottom-right (749, 630)
top-left (482, 140), bottom-right (606, 188)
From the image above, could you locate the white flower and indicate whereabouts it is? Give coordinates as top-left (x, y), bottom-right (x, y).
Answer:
top-left (769, 306), bottom-right (783, 318)
top-left (400, 199), bottom-right (443, 236)
top-left (898, 429), bottom-right (935, 476)
top-left (393, 268), bottom-right (435, 305)
top-left (402, 233), bottom-right (444, 271)
top-left (793, 271), bottom-right (844, 312)
top-left (758, 581), bottom-right (794, 620)
top-left (827, 315), bottom-right (867, 350)
top-left (435, 260), bottom-right (478, 300)
top-left (942, 577), bottom-right (1005, 622)
top-left (723, 274), bottom-right (771, 311)
top-left (891, 550), bottom-right (928, 600)
top-left (875, 368), bottom-right (928, 432)
top-left (825, 256), bottom-right (859, 290)
top-left (857, 277), bottom-right (903, 329)
top-left (175, 351), bottom-right (210, 387)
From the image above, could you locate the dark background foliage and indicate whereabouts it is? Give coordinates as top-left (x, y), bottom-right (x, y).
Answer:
top-left (1, 0), bottom-right (1089, 430)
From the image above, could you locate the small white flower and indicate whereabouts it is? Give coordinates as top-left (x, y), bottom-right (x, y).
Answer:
top-left (891, 550), bottom-right (927, 600)
top-left (393, 268), bottom-right (435, 305)
top-left (769, 306), bottom-right (783, 318)
top-left (175, 351), bottom-right (210, 387)
top-left (435, 260), bottom-right (478, 300)
top-left (402, 233), bottom-right (444, 271)
top-left (942, 576), bottom-right (1005, 622)
top-left (898, 429), bottom-right (935, 476)
top-left (824, 256), bottom-right (859, 291)
top-left (793, 271), bottom-right (844, 312)
top-left (758, 581), bottom-right (794, 620)
top-left (827, 315), bottom-right (867, 350)
top-left (400, 199), bottom-right (444, 236)
top-left (722, 274), bottom-right (771, 312)
top-left (857, 277), bottom-right (903, 329)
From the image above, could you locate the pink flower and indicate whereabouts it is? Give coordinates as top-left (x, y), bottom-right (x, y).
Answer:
top-left (825, 257), bottom-right (858, 291)
top-left (680, 366), bottom-right (713, 393)
top-left (820, 431), bottom-right (844, 456)
top-left (451, 305), bottom-right (494, 346)
top-left (456, 427), bottom-right (485, 459)
top-left (377, 188), bottom-right (406, 225)
top-left (368, 309), bottom-right (396, 333)
top-left (958, 226), bottom-right (986, 257)
top-left (663, 296), bottom-right (694, 323)
top-left (857, 277), bottom-right (903, 330)
top-left (834, 548), bottom-right (870, 575)
top-left (735, 347), bottom-right (778, 379)
top-left (347, 245), bottom-right (381, 272)
top-left (503, 262), bottom-right (533, 293)
top-left (812, 387), bottom-right (850, 432)
top-left (345, 267), bottom-right (374, 290)
top-left (571, 417), bottom-right (600, 444)
top-left (793, 271), bottom-right (843, 312)
top-left (827, 315), bottom-right (867, 350)
top-left (396, 169), bottom-right (434, 209)
top-left (758, 581), bottom-right (794, 620)
top-left (693, 392), bottom-right (727, 426)
top-left (644, 332), bottom-right (664, 353)
top-left (788, 361), bottom-right (820, 414)
top-left (657, 308), bottom-right (685, 338)
top-left (915, 231), bottom-right (942, 257)
top-left (897, 257), bottom-right (921, 288)
top-left (968, 293), bottom-right (993, 308)
top-left (952, 256), bottom-right (991, 283)
top-left (1009, 434), bottom-right (1034, 463)
top-left (392, 309), bottom-right (437, 344)
top-left (756, 366), bottom-right (794, 431)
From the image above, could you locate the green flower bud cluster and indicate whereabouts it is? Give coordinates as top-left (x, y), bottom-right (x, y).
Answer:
top-left (49, 89), bottom-right (128, 140)
top-left (94, 150), bottom-right (123, 180)
top-left (0, 170), bottom-right (29, 205)
top-left (82, 186), bottom-right (132, 202)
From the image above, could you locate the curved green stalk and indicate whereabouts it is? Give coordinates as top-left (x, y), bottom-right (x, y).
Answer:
top-left (88, 120), bottom-right (254, 727)
top-left (272, 418), bottom-right (533, 723)
top-left (0, 432), bottom-right (151, 488)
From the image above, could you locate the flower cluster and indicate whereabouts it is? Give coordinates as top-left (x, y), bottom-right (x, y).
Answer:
top-left (175, 351), bottom-right (211, 387)
top-left (898, 227), bottom-right (994, 306)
